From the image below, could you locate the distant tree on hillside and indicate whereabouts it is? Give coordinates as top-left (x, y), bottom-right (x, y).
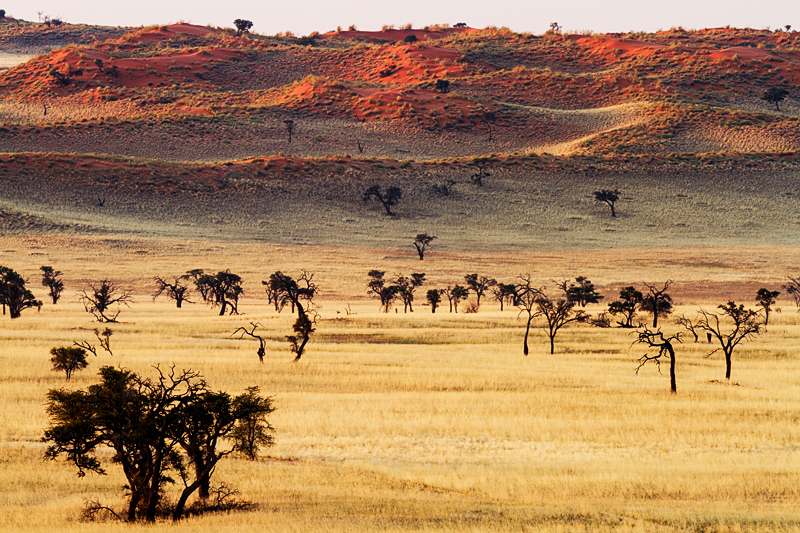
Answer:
top-left (40, 265), bottom-right (64, 304)
top-left (404, 34), bottom-right (418, 43)
top-left (435, 79), bottom-right (450, 93)
top-left (234, 19), bottom-right (253, 36)
top-left (283, 119), bottom-right (295, 142)
top-left (0, 10), bottom-right (6, 19)
top-left (594, 189), bottom-right (620, 217)
top-left (363, 185), bottom-right (402, 216)
top-left (413, 233), bottom-right (436, 260)
top-left (761, 87), bottom-right (789, 111)
top-left (470, 158), bottom-right (490, 186)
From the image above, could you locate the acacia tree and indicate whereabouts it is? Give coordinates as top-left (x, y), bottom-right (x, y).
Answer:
top-left (367, 270), bottom-right (400, 312)
top-left (442, 285), bottom-right (469, 313)
top-left (696, 302), bottom-right (762, 380)
top-left (535, 291), bottom-right (588, 355)
top-left (43, 366), bottom-right (274, 522)
top-left (514, 275), bottom-right (542, 355)
top-left (79, 280), bottom-right (132, 323)
top-left (426, 289), bottom-right (442, 313)
top-left (234, 18), bottom-right (253, 36)
top-left (232, 322), bottom-right (266, 363)
top-left (558, 276), bottom-right (603, 307)
top-left (268, 271), bottom-right (319, 361)
top-left (363, 185), bottom-right (403, 216)
top-left (230, 386), bottom-right (275, 460)
top-left (464, 274), bottom-right (495, 309)
top-left (395, 273), bottom-right (425, 312)
top-left (0, 267), bottom-right (42, 318)
top-left (641, 281), bottom-right (673, 327)
top-left (761, 87), bottom-right (789, 111)
top-left (413, 233), bottom-right (436, 260)
top-left (188, 270), bottom-right (243, 316)
top-left (594, 189), bottom-right (620, 217)
top-left (755, 288), bottom-right (780, 329)
top-left (634, 327), bottom-right (682, 393)
top-left (491, 282), bottom-right (518, 311)
top-left (40, 266), bottom-right (64, 304)
top-left (607, 286), bottom-right (643, 327)
top-left (50, 346), bottom-right (89, 381)
top-left (153, 275), bottom-right (192, 308)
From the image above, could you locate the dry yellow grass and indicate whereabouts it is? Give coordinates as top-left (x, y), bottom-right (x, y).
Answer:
top-left (1, 235), bottom-right (800, 532)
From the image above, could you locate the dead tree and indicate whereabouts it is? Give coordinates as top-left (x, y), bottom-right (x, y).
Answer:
top-left (696, 302), bottom-right (762, 381)
top-left (634, 327), bottom-right (682, 393)
top-left (79, 280), bottom-right (133, 323)
top-left (233, 322), bottom-right (266, 363)
top-left (153, 275), bottom-right (192, 308)
top-left (675, 313), bottom-right (701, 342)
top-left (535, 290), bottom-right (589, 355)
top-left (283, 119), bottom-right (295, 143)
top-left (73, 328), bottom-right (113, 356)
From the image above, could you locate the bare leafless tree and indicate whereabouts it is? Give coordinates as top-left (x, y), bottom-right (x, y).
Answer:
top-left (153, 275), bottom-right (192, 308)
top-left (232, 322), bottom-right (266, 363)
top-left (535, 290), bottom-right (589, 355)
top-left (79, 280), bottom-right (133, 323)
top-left (634, 327), bottom-right (682, 393)
top-left (514, 275), bottom-right (543, 355)
top-left (674, 313), bottom-right (701, 342)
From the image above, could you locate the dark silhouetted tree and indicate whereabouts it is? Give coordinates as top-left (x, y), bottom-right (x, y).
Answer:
top-left (762, 87), bottom-right (789, 111)
top-left (470, 159), bottom-right (490, 186)
top-left (413, 233), bottom-right (436, 260)
top-left (696, 302), bottom-right (762, 380)
top-left (442, 285), bottom-right (469, 313)
top-left (363, 185), bottom-right (402, 216)
top-left (435, 79), bottom-right (450, 93)
top-left (535, 290), bottom-right (588, 355)
top-left (607, 286), bottom-right (643, 327)
top-left (404, 34), bottom-right (418, 43)
top-left (395, 273), bottom-right (425, 312)
top-left (232, 322), bottom-right (266, 363)
top-left (234, 19), bottom-right (253, 36)
top-left (675, 313), bottom-right (701, 343)
top-left (558, 276), bottom-right (603, 307)
top-left (283, 119), bottom-right (295, 142)
top-left (491, 282), bottom-right (518, 311)
top-left (514, 275), bottom-right (542, 355)
top-left (367, 270), bottom-right (400, 312)
top-left (50, 346), bottom-right (89, 381)
top-left (634, 327), bottom-right (682, 393)
top-left (153, 275), bottom-right (192, 308)
top-left (464, 274), bottom-right (495, 309)
top-left (268, 271), bottom-right (319, 361)
top-left (188, 270), bottom-right (243, 316)
top-left (641, 281), bottom-right (673, 327)
top-left (426, 289), bottom-right (442, 313)
top-left (0, 266), bottom-right (42, 318)
top-left (755, 288), bottom-right (780, 329)
top-left (40, 266), bottom-right (64, 304)
top-left (79, 280), bottom-right (132, 323)
top-left (594, 189), bottom-right (620, 217)
top-left (44, 366), bottom-right (272, 522)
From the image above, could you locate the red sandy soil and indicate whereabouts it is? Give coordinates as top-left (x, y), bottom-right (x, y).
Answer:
top-left (320, 27), bottom-right (478, 42)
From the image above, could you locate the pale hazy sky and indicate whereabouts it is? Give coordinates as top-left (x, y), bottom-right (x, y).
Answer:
top-left (2, 0), bottom-right (798, 36)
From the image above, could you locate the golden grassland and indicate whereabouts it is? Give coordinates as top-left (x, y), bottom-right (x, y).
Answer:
top-left (1, 236), bottom-right (800, 531)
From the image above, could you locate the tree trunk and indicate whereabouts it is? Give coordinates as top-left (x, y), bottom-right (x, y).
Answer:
top-left (523, 316), bottom-right (532, 356)
top-left (725, 351), bottom-right (732, 380)
top-left (218, 300), bottom-right (227, 316)
top-left (549, 334), bottom-right (555, 355)
top-left (652, 313), bottom-right (658, 327)
top-left (667, 345), bottom-right (676, 393)
top-left (176, 299), bottom-right (182, 308)
top-left (610, 203), bottom-right (616, 217)
top-left (127, 490), bottom-right (141, 522)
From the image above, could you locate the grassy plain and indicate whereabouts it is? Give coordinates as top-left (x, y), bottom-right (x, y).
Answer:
top-left (1, 236), bottom-right (800, 532)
